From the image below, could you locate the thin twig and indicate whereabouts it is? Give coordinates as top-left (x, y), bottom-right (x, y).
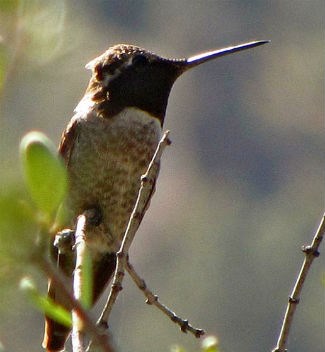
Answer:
top-left (72, 212), bottom-right (88, 352)
top-left (272, 212), bottom-right (325, 352)
top-left (126, 259), bottom-right (205, 338)
top-left (97, 130), bottom-right (171, 328)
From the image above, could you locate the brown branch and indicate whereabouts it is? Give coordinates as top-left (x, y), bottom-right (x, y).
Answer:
top-left (33, 213), bottom-right (114, 352)
top-left (34, 254), bottom-right (114, 352)
top-left (272, 212), bottom-right (325, 352)
top-left (97, 130), bottom-right (171, 328)
top-left (126, 259), bottom-right (205, 338)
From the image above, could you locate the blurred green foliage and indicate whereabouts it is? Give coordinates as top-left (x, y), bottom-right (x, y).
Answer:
top-left (0, 43), bottom-right (8, 94)
top-left (0, 0), bottom-right (19, 12)
top-left (0, 184), bottom-right (36, 273)
top-left (0, 126), bottom-right (91, 349)
top-left (20, 276), bottom-right (72, 328)
top-left (0, 0), bottom-right (66, 97)
top-left (0, 128), bottom-right (70, 331)
top-left (16, 0), bottom-right (66, 65)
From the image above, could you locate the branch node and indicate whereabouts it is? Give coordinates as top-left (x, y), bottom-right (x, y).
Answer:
top-left (195, 329), bottom-right (205, 338)
top-left (288, 296), bottom-right (299, 304)
top-left (133, 211), bottom-right (142, 220)
top-left (111, 282), bottom-right (123, 292)
top-left (301, 245), bottom-right (320, 257)
top-left (145, 295), bottom-right (157, 305)
top-left (139, 279), bottom-right (146, 291)
top-left (180, 320), bottom-right (189, 333)
top-left (141, 175), bottom-right (149, 183)
top-left (170, 314), bottom-right (178, 323)
top-left (98, 320), bottom-right (109, 330)
top-left (116, 251), bottom-right (125, 259)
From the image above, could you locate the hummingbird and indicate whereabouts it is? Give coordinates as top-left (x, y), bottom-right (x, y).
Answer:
top-left (42, 40), bottom-right (268, 351)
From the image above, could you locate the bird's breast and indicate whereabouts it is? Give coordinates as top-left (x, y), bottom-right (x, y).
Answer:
top-left (67, 107), bottom-right (162, 256)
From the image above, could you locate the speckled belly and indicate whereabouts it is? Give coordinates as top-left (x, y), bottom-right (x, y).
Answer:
top-left (67, 108), bottom-right (161, 257)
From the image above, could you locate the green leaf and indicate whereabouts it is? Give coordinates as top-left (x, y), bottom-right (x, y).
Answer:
top-left (20, 277), bottom-right (72, 327)
top-left (201, 336), bottom-right (219, 352)
top-left (20, 131), bottom-right (67, 221)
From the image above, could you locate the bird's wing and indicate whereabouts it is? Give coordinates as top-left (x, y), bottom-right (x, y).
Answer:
top-left (58, 115), bottom-right (80, 166)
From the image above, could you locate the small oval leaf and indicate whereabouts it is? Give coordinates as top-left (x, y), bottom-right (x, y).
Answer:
top-left (20, 131), bottom-right (67, 218)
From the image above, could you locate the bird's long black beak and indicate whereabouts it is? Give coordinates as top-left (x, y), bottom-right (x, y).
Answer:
top-left (176, 40), bottom-right (269, 73)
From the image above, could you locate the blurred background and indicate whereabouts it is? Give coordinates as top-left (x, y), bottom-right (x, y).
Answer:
top-left (0, 1), bottom-right (324, 351)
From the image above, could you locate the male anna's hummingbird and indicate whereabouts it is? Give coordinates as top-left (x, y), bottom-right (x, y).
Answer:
top-left (43, 40), bottom-right (268, 351)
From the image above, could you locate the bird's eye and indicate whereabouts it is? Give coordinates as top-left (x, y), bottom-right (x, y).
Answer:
top-left (132, 54), bottom-right (148, 66)
top-left (105, 61), bottom-right (122, 75)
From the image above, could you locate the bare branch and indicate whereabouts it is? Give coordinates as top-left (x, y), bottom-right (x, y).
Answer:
top-left (272, 212), bottom-right (325, 352)
top-left (34, 254), bottom-right (114, 352)
top-left (34, 211), bottom-right (114, 352)
top-left (72, 212), bottom-right (88, 352)
top-left (97, 130), bottom-right (171, 328)
top-left (126, 259), bottom-right (205, 338)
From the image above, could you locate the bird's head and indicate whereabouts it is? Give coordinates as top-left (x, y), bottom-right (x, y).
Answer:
top-left (77, 41), bottom-right (268, 124)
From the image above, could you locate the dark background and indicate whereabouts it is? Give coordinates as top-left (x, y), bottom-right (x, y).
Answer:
top-left (0, 1), bottom-right (324, 352)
